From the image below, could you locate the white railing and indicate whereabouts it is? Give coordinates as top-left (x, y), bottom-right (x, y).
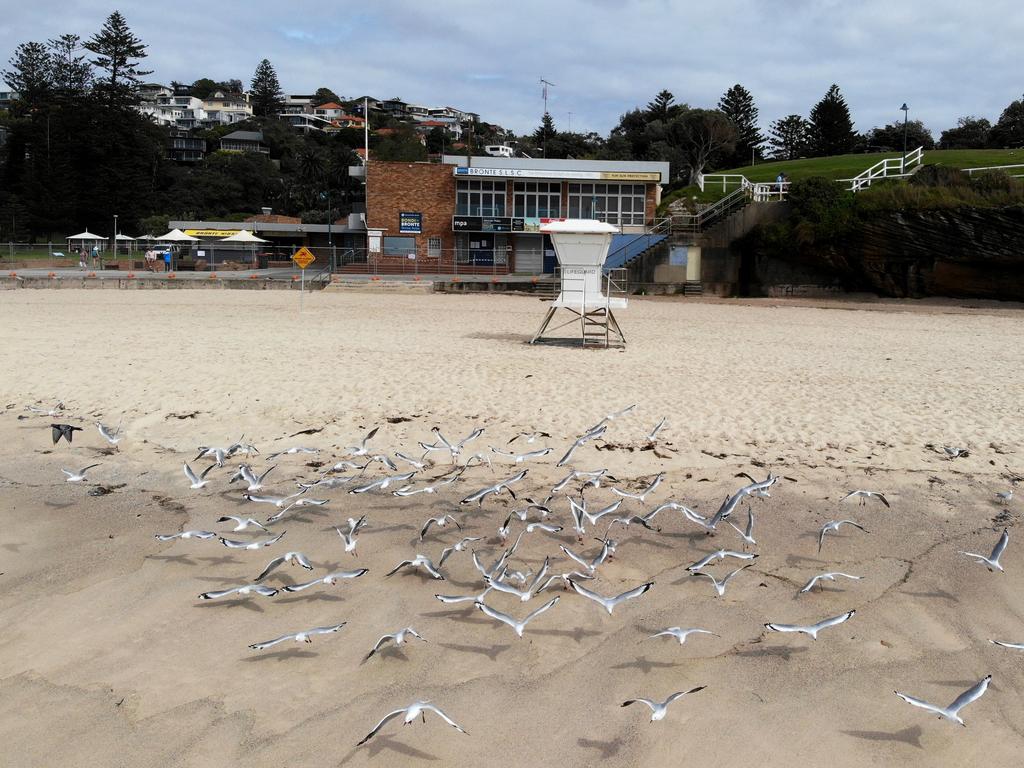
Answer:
top-left (696, 173), bottom-right (751, 193)
top-left (840, 146), bottom-right (923, 191)
top-left (962, 163), bottom-right (1024, 178)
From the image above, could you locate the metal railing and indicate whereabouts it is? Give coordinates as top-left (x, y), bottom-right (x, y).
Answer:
top-left (670, 185), bottom-right (752, 235)
top-left (962, 163), bottom-right (1024, 178)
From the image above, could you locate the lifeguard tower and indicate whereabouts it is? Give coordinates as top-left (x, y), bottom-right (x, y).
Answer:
top-left (530, 219), bottom-right (627, 348)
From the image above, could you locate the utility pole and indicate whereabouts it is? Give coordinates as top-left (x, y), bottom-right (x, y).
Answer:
top-left (900, 103), bottom-right (909, 173)
top-left (568, 111), bottom-right (572, 133)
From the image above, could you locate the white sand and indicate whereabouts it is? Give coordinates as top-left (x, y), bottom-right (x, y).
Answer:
top-left (0, 290), bottom-right (1022, 767)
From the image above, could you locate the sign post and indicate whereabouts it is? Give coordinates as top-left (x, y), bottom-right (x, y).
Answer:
top-left (291, 246), bottom-right (316, 311)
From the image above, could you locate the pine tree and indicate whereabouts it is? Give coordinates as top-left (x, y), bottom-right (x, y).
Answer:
top-left (2, 41), bottom-right (53, 112)
top-left (646, 90), bottom-right (679, 122)
top-left (48, 34), bottom-right (92, 103)
top-left (990, 95), bottom-right (1024, 148)
top-left (84, 11), bottom-right (151, 108)
top-left (768, 115), bottom-right (812, 160)
top-left (808, 84), bottom-right (856, 156)
top-left (314, 87), bottom-right (341, 106)
top-left (718, 84), bottom-right (764, 165)
top-left (534, 112), bottom-right (556, 156)
top-left (250, 59), bottom-right (284, 117)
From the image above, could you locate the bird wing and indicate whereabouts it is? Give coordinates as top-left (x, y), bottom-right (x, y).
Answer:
top-left (485, 577), bottom-right (528, 600)
top-left (356, 708), bottom-right (408, 746)
top-left (421, 704), bottom-right (467, 734)
top-left (420, 557), bottom-right (444, 580)
top-left (255, 556), bottom-right (285, 582)
top-left (560, 545), bottom-right (592, 571)
top-left (840, 520), bottom-right (867, 532)
top-left (476, 600), bottom-right (518, 629)
top-left (611, 582), bottom-right (654, 605)
top-left (293, 552), bottom-right (314, 570)
top-left (621, 699), bottom-right (657, 711)
top-left (799, 575), bottom-right (821, 593)
top-left (527, 557), bottom-right (551, 593)
top-left (419, 518), bottom-right (437, 540)
top-left (183, 463), bottom-right (200, 484)
top-left (811, 610), bottom-right (855, 632)
top-left (308, 623), bottom-right (346, 637)
top-left (78, 463), bottom-right (100, 474)
top-left (721, 564), bottom-right (753, 586)
top-left (894, 691), bottom-right (945, 717)
top-left (946, 676), bottom-right (991, 715)
top-left (875, 492), bottom-right (890, 507)
top-left (687, 552), bottom-right (718, 571)
top-left (252, 585), bottom-right (279, 596)
top-left (990, 529), bottom-right (1009, 561)
top-left (199, 586), bottom-right (241, 600)
top-left (365, 634), bottom-right (392, 659)
top-left (567, 578), bottom-right (608, 608)
top-left (765, 622), bottom-right (805, 634)
top-left (817, 526), bottom-right (828, 552)
top-left (199, 464), bottom-right (217, 480)
top-left (249, 633), bottom-right (295, 650)
top-left (219, 537), bottom-right (248, 548)
top-left (665, 686), bottom-right (706, 704)
top-left (523, 596), bottom-right (559, 625)
top-left (386, 560), bottom-right (413, 577)
top-left (282, 576), bottom-right (320, 592)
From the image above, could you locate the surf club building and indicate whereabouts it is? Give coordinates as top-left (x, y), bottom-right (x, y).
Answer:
top-left (364, 155), bottom-right (670, 273)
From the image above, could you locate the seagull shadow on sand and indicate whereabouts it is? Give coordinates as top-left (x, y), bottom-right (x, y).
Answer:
top-left (578, 737), bottom-right (624, 759)
top-left (241, 648), bottom-right (318, 663)
top-left (439, 642), bottom-right (511, 662)
top-left (194, 555), bottom-right (240, 567)
top-left (530, 626), bottom-right (603, 644)
top-left (275, 592), bottom-right (346, 606)
top-left (785, 553), bottom-right (828, 567)
top-left (339, 733), bottom-right (439, 764)
top-left (841, 725), bottom-right (923, 749)
top-left (900, 588), bottom-right (958, 603)
top-left (733, 644), bottom-right (808, 661)
top-left (145, 553), bottom-right (197, 566)
top-left (44, 501), bottom-right (76, 510)
top-left (371, 522), bottom-right (418, 534)
top-left (611, 655), bottom-right (681, 674)
top-left (442, 576), bottom-right (485, 590)
top-left (192, 599), bottom-right (264, 613)
top-left (2, 542), bottom-right (25, 553)
top-left (361, 645), bottom-right (409, 664)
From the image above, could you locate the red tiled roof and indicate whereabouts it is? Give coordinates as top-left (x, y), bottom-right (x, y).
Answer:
top-left (316, 102), bottom-right (343, 110)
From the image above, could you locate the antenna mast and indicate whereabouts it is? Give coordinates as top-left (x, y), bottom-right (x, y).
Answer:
top-left (540, 78), bottom-right (556, 158)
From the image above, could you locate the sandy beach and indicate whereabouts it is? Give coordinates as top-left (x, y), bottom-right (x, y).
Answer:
top-left (1, 289), bottom-right (1022, 767)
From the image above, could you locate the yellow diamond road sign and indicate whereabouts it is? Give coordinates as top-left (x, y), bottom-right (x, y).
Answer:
top-left (292, 247), bottom-right (316, 269)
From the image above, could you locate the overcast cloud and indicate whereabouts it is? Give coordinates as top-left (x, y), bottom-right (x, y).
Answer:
top-left (2, 0), bottom-right (1023, 137)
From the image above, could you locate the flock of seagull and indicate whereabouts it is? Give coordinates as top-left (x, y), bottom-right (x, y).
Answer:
top-left (30, 399), bottom-right (1021, 748)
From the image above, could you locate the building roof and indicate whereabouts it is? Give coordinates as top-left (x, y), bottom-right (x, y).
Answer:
top-left (316, 102), bottom-right (344, 110)
top-left (441, 154), bottom-right (671, 183)
top-left (222, 130), bottom-right (264, 142)
top-left (244, 213), bottom-right (300, 224)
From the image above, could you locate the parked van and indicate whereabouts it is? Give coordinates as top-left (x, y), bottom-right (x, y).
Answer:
top-left (483, 144), bottom-right (514, 158)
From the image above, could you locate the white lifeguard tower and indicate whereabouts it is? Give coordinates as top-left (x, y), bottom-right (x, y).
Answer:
top-left (530, 219), bottom-right (627, 348)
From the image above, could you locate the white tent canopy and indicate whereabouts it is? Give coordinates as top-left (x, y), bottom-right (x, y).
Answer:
top-left (155, 228), bottom-right (199, 242)
top-left (66, 230), bottom-right (106, 240)
top-left (115, 233), bottom-right (136, 241)
top-left (219, 229), bottom-right (267, 243)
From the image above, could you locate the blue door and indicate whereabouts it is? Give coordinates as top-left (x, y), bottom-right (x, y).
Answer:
top-left (542, 235), bottom-right (557, 273)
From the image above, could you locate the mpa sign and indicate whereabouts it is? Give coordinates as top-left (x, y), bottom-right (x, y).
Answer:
top-left (291, 247), bottom-right (316, 269)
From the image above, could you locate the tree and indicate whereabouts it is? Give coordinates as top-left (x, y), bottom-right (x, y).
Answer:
top-left (990, 95), bottom-right (1024, 148)
top-left (865, 120), bottom-right (935, 151)
top-left (425, 126), bottom-right (447, 155)
top-left (939, 116), bottom-right (991, 149)
top-left (768, 114), bottom-right (812, 160)
top-left (189, 78), bottom-right (219, 99)
top-left (533, 112), bottom-right (557, 156)
top-left (808, 84), bottom-right (857, 156)
top-left (646, 90), bottom-right (680, 123)
top-left (372, 125), bottom-right (426, 162)
top-left (84, 11), bottom-right (151, 108)
top-left (718, 84), bottom-right (764, 165)
top-left (674, 109), bottom-right (736, 185)
top-left (250, 59), bottom-right (284, 117)
top-left (2, 41), bottom-right (53, 112)
top-left (48, 34), bottom-right (92, 102)
top-left (314, 87), bottom-right (341, 106)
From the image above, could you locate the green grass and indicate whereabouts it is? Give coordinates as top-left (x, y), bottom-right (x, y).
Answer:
top-left (660, 149), bottom-right (1024, 212)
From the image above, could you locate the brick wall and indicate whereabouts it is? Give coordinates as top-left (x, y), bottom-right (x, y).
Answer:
top-left (367, 162), bottom-right (455, 254)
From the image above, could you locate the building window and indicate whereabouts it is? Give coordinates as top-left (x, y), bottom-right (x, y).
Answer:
top-left (382, 236), bottom-right (417, 257)
top-left (567, 183), bottom-right (646, 226)
top-left (455, 234), bottom-right (508, 266)
top-left (456, 179), bottom-right (506, 216)
top-left (427, 237), bottom-right (442, 258)
top-left (513, 181), bottom-right (561, 218)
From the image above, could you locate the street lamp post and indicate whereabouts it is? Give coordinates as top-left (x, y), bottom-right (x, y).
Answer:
top-left (900, 103), bottom-right (909, 173)
top-left (113, 214), bottom-right (118, 266)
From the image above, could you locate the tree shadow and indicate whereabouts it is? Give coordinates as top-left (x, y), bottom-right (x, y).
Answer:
top-left (841, 725), bottom-right (923, 749)
top-left (439, 642), bottom-right (511, 661)
top-left (610, 656), bottom-right (681, 673)
top-left (578, 736), bottom-right (623, 759)
top-left (241, 648), bottom-right (318, 662)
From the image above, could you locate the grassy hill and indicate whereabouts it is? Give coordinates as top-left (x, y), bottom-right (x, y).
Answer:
top-left (661, 149), bottom-right (1024, 211)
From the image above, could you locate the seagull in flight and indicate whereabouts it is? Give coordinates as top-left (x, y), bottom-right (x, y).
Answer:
top-left (334, 516), bottom-right (367, 556)
top-left (194, 446), bottom-right (228, 467)
top-left (154, 530), bottom-right (216, 541)
top-left (51, 423), bottom-right (82, 445)
top-left (995, 489), bottom-right (1014, 504)
top-left (648, 627), bottom-right (719, 645)
top-left (364, 627), bottom-right (427, 660)
top-left (420, 514), bottom-right (462, 541)
top-left (265, 446), bottom-right (319, 460)
top-left (254, 551), bottom-right (313, 582)
top-left (621, 686), bottom-right (705, 722)
top-left (96, 421), bottom-right (122, 447)
top-left (199, 583), bottom-right (279, 600)
top-left (560, 539), bottom-right (616, 574)
top-left (61, 464), bottom-right (100, 482)
top-left (349, 471), bottom-right (416, 494)
top-left (460, 469), bottom-right (528, 506)
top-left (425, 426), bottom-right (484, 461)
top-left (282, 568), bottom-right (368, 592)
top-left (568, 579), bottom-right (653, 615)
top-left (183, 462), bottom-right (216, 490)
top-left (894, 675), bottom-right (991, 726)
top-left (216, 515), bottom-right (269, 533)
top-left (551, 468), bottom-right (612, 493)
top-left (686, 550), bottom-right (758, 572)
top-left (728, 506), bottom-right (756, 548)
top-left (587, 403), bottom-right (637, 433)
top-left (393, 469), bottom-right (463, 496)
top-left (28, 402), bottom-right (65, 417)
top-left (817, 520), bottom-right (869, 553)
top-left (690, 564), bottom-right (753, 597)
top-left (644, 417), bottom-right (668, 444)
top-left (840, 490), bottom-right (890, 507)
top-left (229, 464), bottom-right (276, 492)
top-left (508, 430), bottom-right (551, 445)
top-left (486, 557), bottom-right (550, 602)
top-left (249, 622), bottom-right (346, 650)
top-left (395, 451), bottom-right (429, 470)
top-left (386, 554), bottom-right (445, 580)
top-left (489, 446), bottom-right (553, 464)
top-left (242, 490), bottom-right (307, 509)
top-left (799, 572), bottom-right (863, 594)
top-left (475, 596), bottom-right (560, 637)
top-left (356, 701), bottom-right (467, 746)
top-left (611, 473), bottom-right (665, 502)
top-left (959, 528), bottom-right (1009, 572)
top-left (556, 424), bottom-right (607, 468)
top-left (765, 610), bottom-right (856, 640)
top-left (438, 536), bottom-right (484, 567)
top-left (345, 426), bottom-right (380, 456)
top-left (219, 532), bottom-right (285, 550)
top-left (989, 639), bottom-right (1024, 650)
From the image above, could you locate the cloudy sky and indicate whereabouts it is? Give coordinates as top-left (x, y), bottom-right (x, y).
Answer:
top-left (3, 0), bottom-right (1022, 137)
